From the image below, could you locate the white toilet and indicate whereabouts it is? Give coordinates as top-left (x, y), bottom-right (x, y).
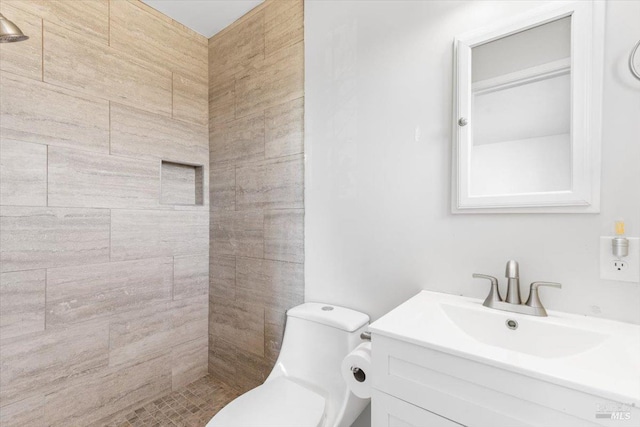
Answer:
top-left (206, 302), bottom-right (370, 427)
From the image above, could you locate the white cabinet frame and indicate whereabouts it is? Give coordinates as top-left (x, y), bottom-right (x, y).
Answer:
top-left (452, 1), bottom-right (605, 214)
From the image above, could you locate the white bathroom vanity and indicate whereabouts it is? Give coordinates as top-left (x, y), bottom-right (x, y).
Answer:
top-left (368, 291), bottom-right (640, 427)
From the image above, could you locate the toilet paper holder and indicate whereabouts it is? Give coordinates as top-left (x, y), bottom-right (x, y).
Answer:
top-left (350, 333), bottom-right (370, 384)
top-left (351, 366), bottom-right (366, 383)
top-left (342, 341), bottom-right (372, 399)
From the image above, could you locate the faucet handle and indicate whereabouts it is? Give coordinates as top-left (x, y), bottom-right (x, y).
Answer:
top-left (525, 282), bottom-right (562, 315)
top-left (472, 274), bottom-right (502, 307)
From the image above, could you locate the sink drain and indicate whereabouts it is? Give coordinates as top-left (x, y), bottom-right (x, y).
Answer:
top-left (505, 319), bottom-right (518, 330)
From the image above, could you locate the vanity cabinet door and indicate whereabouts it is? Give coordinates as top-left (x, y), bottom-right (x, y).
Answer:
top-left (371, 335), bottom-right (621, 427)
top-left (372, 390), bottom-right (463, 427)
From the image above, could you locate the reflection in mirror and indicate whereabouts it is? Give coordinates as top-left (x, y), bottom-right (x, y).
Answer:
top-left (470, 17), bottom-right (571, 197)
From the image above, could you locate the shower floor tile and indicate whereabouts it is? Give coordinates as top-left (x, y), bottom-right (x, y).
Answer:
top-left (104, 375), bottom-right (239, 427)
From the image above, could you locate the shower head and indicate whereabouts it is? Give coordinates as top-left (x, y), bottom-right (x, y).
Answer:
top-left (0, 13), bottom-right (29, 43)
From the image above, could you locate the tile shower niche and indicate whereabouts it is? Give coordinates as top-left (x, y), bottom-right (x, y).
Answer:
top-left (160, 160), bottom-right (204, 205)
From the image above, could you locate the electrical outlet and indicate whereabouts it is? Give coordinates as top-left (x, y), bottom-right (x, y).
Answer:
top-left (613, 260), bottom-right (627, 271)
top-left (600, 237), bottom-right (640, 283)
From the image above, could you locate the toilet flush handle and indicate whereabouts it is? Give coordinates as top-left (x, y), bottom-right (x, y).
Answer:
top-left (360, 331), bottom-right (371, 341)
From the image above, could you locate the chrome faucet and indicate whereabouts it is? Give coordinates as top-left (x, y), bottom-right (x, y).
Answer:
top-left (472, 260), bottom-right (561, 317)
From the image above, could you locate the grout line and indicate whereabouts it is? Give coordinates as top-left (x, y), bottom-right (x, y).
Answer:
top-left (0, 136), bottom-right (203, 166)
top-left (0, 256), bottom-right (187, 280)
top-left (234, 254), bottom-right (302, 266)
top-left (108, 0), bottom-right (111, 47)
top-left (0, 203), bottom-right (295, 213)
top-left (0, 266), bottom-right (49, 274)
top-left (108, 101), bottom-right (112, 155)
top-left (0, 203), bottom-right (212, 212)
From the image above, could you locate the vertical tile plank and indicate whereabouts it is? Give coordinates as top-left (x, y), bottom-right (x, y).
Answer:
top-left (264, 209), bottom-right (304, 263)
top-left (173, 73), bottom-right (208, 126)
top-left (210, 167), bottom-right (236, 211)
top-left (0, 139), bottom-right (47, 206)
top-left (209, 77), bottom-right (236, 126)
top-left (171, 336), bottom-right (208, 390)
top-left (265, 97), bottom-right (304, 159)
top-left (234, 302), bottom-right (265, 357)
top-left (235, 41), bottom-right (304, 119)
top-left (174, 253), bottom-right (209, 300)
top-left (209, 255), bottom-right (236, 301)
top-left (264, 0), bottom-right (304, 56)
top-left (0, 269), bottom-right (46, 341)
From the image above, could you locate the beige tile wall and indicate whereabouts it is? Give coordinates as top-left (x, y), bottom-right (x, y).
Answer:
top-left (208, 0), bottom-right (305, 392)
top-left (0, 1), bottom-right (209, 425)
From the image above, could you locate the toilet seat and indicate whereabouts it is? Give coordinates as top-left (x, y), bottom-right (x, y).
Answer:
top-left (207, 377), bottom-right (326, 427)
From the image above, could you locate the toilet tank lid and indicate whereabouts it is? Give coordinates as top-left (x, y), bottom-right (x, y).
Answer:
top-left (287, 303), bottom-right (369, 332)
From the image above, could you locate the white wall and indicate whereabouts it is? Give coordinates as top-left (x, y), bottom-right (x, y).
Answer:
top-left (304, 0), bottom-right (640, 325)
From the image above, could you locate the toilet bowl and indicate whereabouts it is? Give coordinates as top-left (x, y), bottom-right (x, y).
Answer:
top-left (206, 302), bottom-right (370, 427)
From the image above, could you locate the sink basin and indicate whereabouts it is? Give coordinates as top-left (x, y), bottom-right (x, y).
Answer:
top-left (440, 302), bottom-right (608, 358)
top-left (369, 290), bottom-right (640, 406)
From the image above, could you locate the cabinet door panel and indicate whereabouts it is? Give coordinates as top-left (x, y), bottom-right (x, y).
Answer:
top-left (372, 390), bottom-right (463, 427)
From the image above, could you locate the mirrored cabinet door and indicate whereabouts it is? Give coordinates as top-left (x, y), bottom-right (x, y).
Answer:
top-left (452, 1), bottom-right (605, 213)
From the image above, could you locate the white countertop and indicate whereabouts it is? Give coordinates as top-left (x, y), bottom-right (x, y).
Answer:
top-left (369, 290), bottom-right (640, 406)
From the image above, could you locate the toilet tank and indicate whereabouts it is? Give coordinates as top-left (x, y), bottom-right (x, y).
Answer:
top-left (267, 302), bottom-right (370, 427)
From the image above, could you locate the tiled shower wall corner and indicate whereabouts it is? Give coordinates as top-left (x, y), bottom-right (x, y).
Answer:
top-left (0, 1), bottom-right (209, 425)
top-left (208, 0), bottom-right (305, 392)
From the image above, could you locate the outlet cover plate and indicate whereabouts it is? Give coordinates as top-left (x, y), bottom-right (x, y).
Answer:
top-left (600, 236), bottom-right (640, 283)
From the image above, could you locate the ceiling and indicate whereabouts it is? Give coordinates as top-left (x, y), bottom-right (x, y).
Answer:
top-left (141, 0), bottom-right (264, 38)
